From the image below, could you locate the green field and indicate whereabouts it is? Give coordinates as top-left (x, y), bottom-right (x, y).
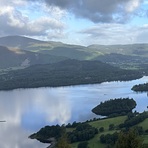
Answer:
top-left (138, 118), bottom-right (148, 130)
top-left (71, 115), bottom-right (148, 148)
top-left (88, 116), bottom-right (127, 131)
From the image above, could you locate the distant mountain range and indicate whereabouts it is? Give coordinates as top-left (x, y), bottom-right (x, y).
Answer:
top-left (0, 35), bottom-right (148, 69)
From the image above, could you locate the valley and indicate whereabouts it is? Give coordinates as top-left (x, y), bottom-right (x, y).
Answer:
top-left (0, 36), bottom-right (148, 148)
top-left (0, 36), bottom-right (148, 90)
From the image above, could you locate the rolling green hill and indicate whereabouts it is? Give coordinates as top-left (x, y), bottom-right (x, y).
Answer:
top-left (88, 44), bottom-right (148, 57)
top-left (0, 46), bottom-right (67, 69)
top-left (1, 35), bottom-right (148, 70)
top-left (0, 36), bottom-right (100, 61)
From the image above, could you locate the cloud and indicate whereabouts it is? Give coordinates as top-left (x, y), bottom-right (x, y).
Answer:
top-left (0, 1), bottom-right (66, 39)
top-left (44, 0), bottom-right (144, 23)
top-left (0, 0), bottom-right (147, 45)
top-left (78, 23), bottom-right (148, 45)
top-left (135, 24), bottom-right (148, 43)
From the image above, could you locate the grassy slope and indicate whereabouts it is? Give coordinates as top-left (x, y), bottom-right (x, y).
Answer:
top-left (88, 44), bottom-right (148, 57)
top-left (0, 45), bottom-right (68, 69)
top-left (1, 36), bottom-right (148, 71)
top-left (138, 118), bottom-right (148, 130)
top-left (71, 115), bottom-right (148, 148)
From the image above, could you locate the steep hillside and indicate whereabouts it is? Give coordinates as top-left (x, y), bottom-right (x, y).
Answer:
top-left (0, 46), bottom-right (67, 69)
top-left (0, 36), bottom-right (103, 60)
top-left (1, 36), bottom-right (148, 70)
top-left (0, 36), bottom-right (47, 50)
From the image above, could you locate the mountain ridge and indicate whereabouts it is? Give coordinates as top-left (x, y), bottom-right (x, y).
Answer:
top-left (0, 35), bottom-right (148, 70)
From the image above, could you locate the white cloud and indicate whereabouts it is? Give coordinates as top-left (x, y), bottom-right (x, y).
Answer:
top-left (125, 0), bottom-right (142, 12)
top-left (0, 0), bottom-right (147, 45)
top-left (0, 1), bottom-right (66, 39)
top-left (79, 23), bottom-right (148, 45)
top-left (0, 0), bottom-right (27, 7)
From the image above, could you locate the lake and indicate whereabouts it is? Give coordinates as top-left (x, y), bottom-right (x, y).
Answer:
top-left (0, 76), bottom-right (148, 147)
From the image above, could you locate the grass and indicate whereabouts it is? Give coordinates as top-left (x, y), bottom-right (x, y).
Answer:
top-left (88, 134), bottom-right (105, 148)
top-left (71, 116), bottom-right (127, 148)
top-left (71, 115), bottom-right (148, 148)
top-left (138, 118), bottom-right (148, 130)
top-left (66, 128), bottom-right (75, 132)
top-left (88, 116), bottom-right (127, 131)
top-left (143, 135), bottom-right (148, 144)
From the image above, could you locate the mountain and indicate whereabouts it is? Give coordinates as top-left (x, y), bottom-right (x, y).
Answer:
top-left (0, 46), bottom-right (67, 69)
top-left (88, 44), bottom-right (148, 57)
top-left (0, 35), bottom-right (148, 70)
top-left (0, 35), bottom-right (47, 50)
top-left (0, 36), bottom-right (101, 60)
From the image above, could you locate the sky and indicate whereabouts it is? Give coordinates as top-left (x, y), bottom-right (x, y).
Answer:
top-left (0, 0), bottom-right (148, 46)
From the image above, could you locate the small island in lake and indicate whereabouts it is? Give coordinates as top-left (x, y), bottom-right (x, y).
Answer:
top-left (132, 83), bottom-right (148, 92)
top-left (92, 98), bottom-right (136, 116)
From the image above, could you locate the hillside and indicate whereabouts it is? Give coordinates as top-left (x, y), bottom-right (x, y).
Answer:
top-left (88, 44), bottom-right (148, 57)
top-left (0, 59), bottom-right (142, 90)
top-left (0, 46), bottom-right (67, 69)
top-left (0, 35), bottom-right (47, 50)
top-left (30, 112), bottom-right (148, 148)
top-left (1, 36), bottom-right (148, 70)
top-left (93, 53), bottom-right (148, 69)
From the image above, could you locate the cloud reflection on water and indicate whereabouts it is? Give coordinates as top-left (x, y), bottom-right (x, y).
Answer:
top-left (0, 88), bottom-right (72, 147)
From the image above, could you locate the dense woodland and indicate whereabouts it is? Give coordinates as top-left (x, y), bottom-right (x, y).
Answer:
top-left (0, 59), bottom-right (142, 90)
top-left (30, 123), bottom-right (98, 144)
top-left (132, 82), bottom-right (148, 92)
top-left (92, 98), bottom-right (136, 116)
top-left (67, 123), bottom-right (98, 143)
top-left (119, 111), bottom-right (148, 128)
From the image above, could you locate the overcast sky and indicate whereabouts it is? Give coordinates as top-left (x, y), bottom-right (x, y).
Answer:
top-left (0, 0), bottom-right (148, 45)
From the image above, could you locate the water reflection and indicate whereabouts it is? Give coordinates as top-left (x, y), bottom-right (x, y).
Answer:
top-left (0, 76), bottom-right (147, 147)
top-left (0, 88), bottom-right (71, 148)
top-left (0, 121), bottom-right (49, 148)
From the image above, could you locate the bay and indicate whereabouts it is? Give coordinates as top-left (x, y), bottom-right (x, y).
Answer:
top-left (0, 76), bottom-right (147, 147)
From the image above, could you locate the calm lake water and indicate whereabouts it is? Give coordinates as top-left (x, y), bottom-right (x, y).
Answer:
top-left (0, 76), bottom-right (148, 148)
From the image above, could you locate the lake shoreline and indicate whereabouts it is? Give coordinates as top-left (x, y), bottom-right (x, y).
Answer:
top-left (0, 75), bottom-right (145, 91)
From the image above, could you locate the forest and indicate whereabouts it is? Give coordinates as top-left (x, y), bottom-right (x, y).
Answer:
top-left (92, 98), bottom-right (137, 116)
top-left (0, 59), bottom-right (142, 90)
top-left (29, 123), bottom-right (98, 144)
top-left (132, 82), bottom-right (148, 92)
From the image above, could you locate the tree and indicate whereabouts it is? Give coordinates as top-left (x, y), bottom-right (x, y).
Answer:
top-left (109, 124), bottom-right (115, 130)
top-left (77, 141), bottom-right (88, 148)
top-left (99, 127), bottom-right (104, 132)
top-left (56, 134), bottom-right (71, 148)
top-left (116, 129), bottom-right (143, 148)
